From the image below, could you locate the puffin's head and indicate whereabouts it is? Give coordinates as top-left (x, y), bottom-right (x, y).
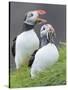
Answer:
top-left (24, 10), bottom-right (47, 25)
top-left (40, 24), bottom-right (56, 43)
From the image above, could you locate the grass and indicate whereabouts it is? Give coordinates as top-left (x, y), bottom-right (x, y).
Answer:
top-left (9, 45), bottom-right (66, 88)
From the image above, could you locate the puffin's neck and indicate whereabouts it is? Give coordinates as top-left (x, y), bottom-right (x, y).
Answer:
top-left (23, 23), bottom-right (35, 31)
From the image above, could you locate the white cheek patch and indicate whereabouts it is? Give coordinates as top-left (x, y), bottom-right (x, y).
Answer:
top-left (24, 11), bottom-right (38, 25)
top-left (40, 25), bottom-right (49, 37)
top-left (27, 19), bottom-right (33, 24)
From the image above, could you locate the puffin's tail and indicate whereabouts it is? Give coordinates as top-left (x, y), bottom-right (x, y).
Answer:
top-left (11, 36), bottom-right (17, 57)
top-left (28, 50), bottom-right (38, 67)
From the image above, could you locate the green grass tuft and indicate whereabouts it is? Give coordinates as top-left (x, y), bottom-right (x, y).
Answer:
top-left (9, 45), bottom-right (66, 88)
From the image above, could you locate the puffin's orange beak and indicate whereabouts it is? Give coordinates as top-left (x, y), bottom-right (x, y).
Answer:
top-left (34, 9), bottom-right (47, 24)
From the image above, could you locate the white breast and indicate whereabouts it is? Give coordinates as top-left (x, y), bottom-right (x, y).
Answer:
top-left (31, 43), bottom-right (59, 78)
top-left (15, 29), bottom-right (39, 69)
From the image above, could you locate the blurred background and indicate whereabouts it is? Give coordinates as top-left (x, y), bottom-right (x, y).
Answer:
top-left (9, 2), bottom-right (66, 71)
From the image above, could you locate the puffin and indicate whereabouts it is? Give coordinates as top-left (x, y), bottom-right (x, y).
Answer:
top-left (30, 24), bottom-right (59, 79)
top-left (28, 24), bottom-right (56, 67)
top-left (11, 10), bottom-right (47, 69)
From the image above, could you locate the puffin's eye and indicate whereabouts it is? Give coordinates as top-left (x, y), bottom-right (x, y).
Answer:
top-left (30, 13), bottom-right (33, 17)
top-left (29, 13), bottom-right (33, 17)
top-left (43, 27), bottom-right (45, 30)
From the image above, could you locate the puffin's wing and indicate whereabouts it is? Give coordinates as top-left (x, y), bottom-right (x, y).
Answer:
top-left (11, 36), bottom-right (17, 57)
top-left (28, 49), bottom-right (38, 67)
